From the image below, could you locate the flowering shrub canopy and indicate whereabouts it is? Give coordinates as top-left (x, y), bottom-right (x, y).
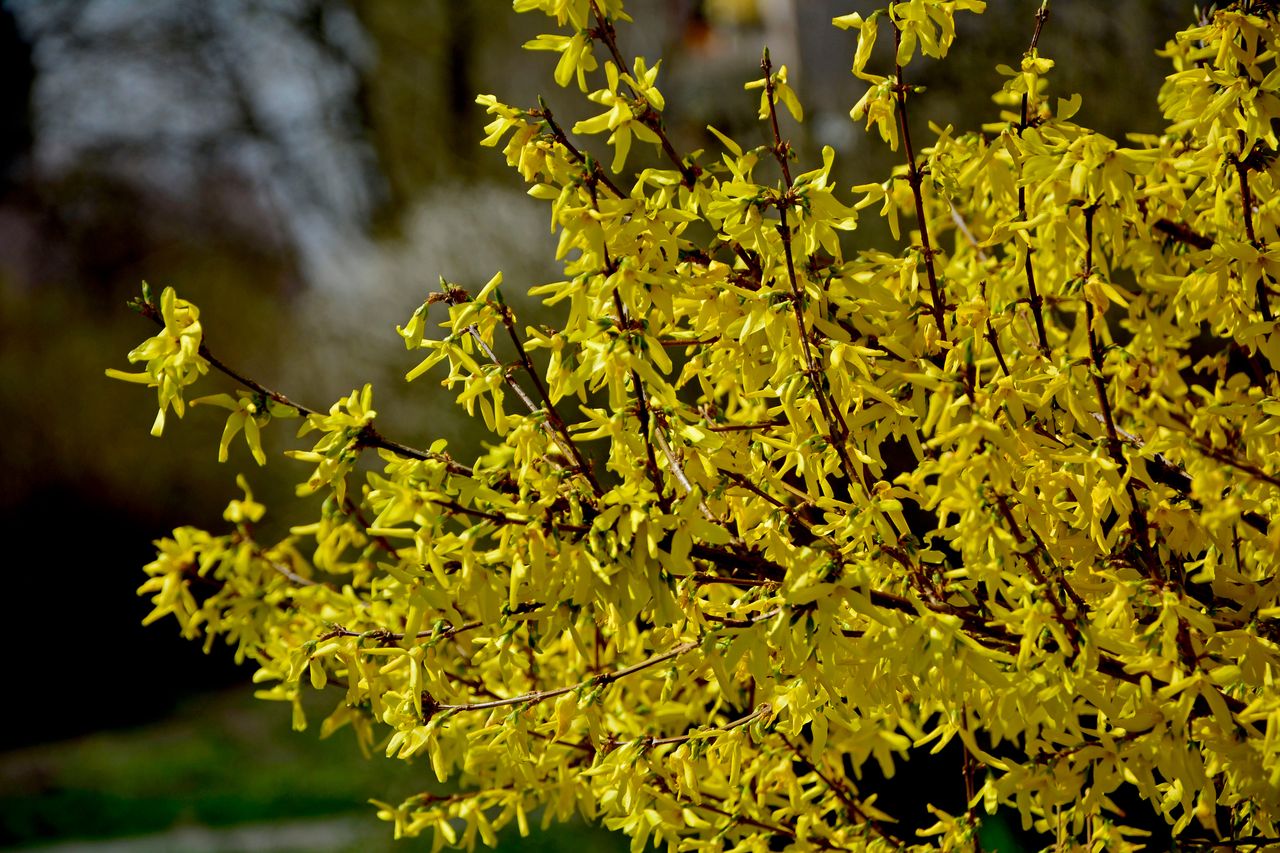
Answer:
top-left (112, 1), bottom-right (1280, 849)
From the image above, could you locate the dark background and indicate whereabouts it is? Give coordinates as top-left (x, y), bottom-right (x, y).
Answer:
top-left (0, 1), bottom-right (1195, 849)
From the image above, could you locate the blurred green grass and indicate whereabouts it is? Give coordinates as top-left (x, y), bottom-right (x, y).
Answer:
top-left (0, 687), bottom-right (627, 852)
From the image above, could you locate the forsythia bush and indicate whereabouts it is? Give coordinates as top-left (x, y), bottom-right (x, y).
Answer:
top-left (110, 1), bottom-right (1280, 849)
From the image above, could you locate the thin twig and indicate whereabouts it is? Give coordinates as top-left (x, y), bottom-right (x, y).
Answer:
top-left (626, 703), bottom-right (771, 749)
top-left (705, 420), bottom-right (786, 433)
top-left (690, 573), bottom-right (778, 588)
top-left (652, 416), bottom-right (716, 520)
top-left (889, 6), bottom-right (949, 341)
top-left (993, 492), bottom-right (1082, 656)
top-left (780, 731), bottom-right (908, 846)
top-left (498, 302), bottom-right (604, 496)
top-left (271, 559), bottom-right (322, 588)
top-left (430, 610), bottom-right (774, 715)
top-left (1233, 144), bottom-right (1275, 322)
top-left (451, 302), bottom-right (601, 496)
top-left (318, 620), bottom-right (484, 645)
top-left (133, 298), bottom-right (470, 475)
top-left (536, 99), bottom-right (627, 199)
top-left (611, 288), bottom-right (673, 513)
top-left (1166, 412), bottom-right (1280, 490)
top-left (658, 336), bottom-right (720, 347)
top-left (1080, 205), bottom-right (1162, 585)
top-left (588, 0), bottom-right (700, 188)
top-left (1017, 1), bottom-right (1052, 355)
top-left (433, 641), bottom-right (695, 713)
top-left (761, 49), bottom-right (864, 493)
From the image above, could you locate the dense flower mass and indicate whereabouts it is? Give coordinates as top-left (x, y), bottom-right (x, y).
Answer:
top-left (112, 1), bottom-right (1280, 850)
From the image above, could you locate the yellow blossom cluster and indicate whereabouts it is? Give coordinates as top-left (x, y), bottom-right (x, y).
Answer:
top-left (112, 2), bottom-right (1280, 849)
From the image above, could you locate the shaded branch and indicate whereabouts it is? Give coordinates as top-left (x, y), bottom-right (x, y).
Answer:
top-left (626, 702), bottom-right (771, 749)
top-left (271, 559), bottom-right (323, 588)
top-left (318, 620), bottom-right (483, 645)
top-left (1017, 1), bottom-right (1052, 355)
top-left (498, 302), bottom-right (604, 497)
top-left (761, 49), bottom-right (864, 493)
top-left (1153, 217), bottom-right (1214, 251)
top-left (1167, 412), bottom-right (1280, 491)
top-left (1080, 205), bottom-right (1163, 586)
top-left (889, 7), bottom-right (949, 341)
top-left (588, 0), bottom-right (700, 188)
top-left (993, 491), bottom-right (1083, 656)
top-left (705, 419), bottom-right (786, 433)
top-left (429, 611), bottom-right (774, 716)
top-left (611, 287), bottom-right (673, 514)
top-left (133, 298), bottom-right (470, 476)
top-left (535, 98), bottom-right (627, 199)
top-left (779, 731), bottom-right (909, 847)
top-left (1232, 145), bottom-right (1275, 322)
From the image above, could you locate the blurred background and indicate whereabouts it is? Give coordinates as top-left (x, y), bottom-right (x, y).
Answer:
top-left (0, 1), bottom-right (1193, 850)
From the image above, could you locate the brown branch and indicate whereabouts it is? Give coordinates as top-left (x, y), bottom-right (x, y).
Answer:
top-left (889, 8), bottom-right (949, 341)
top-left (433, 640), bottom-right (697, 714)
top-left (986, 312), bottom-right (1011, 377)
top-left (611, 288), bottom-right (673, 513)
top-left (132, 298), bottom-right (470, 476)
top-left (535, 99), bottom-right (627, 199)
top-left (587, 0), bottom-right (700, 188)
top-left (1080, 205), bottom-right (1163, 586)
top-left (1178, 836), bottom-right (1280, 850)
top-left (659, 336), bottom-right (720, 347)
top-left (1153, 217), bottom-right (1214, 251)
top-left (1017, 2), bottom-right (1052, 355)
top-left (498, 302), bottom-right (604, 497)
top-left (538, 101), bottom-right (676, 514)
top-left (779, 731), bottom-right (909, 846)
top-left (430, 610), bottom-right (774, 716)
top-left (688, 494), bottom-right (1237, 725)
top-left (319, 619), bottom-right (483, 645)
top-left (993, 492), bottom-right (1082, 656)
top-left (537, 49), bottom-right (756, 288)
top-left (761, 48), bottom-right (793, 187)
top-left (690, 542), bottom-right (786, 583)
top-left (731, 244), bottom-right (764, 284)
top-left (524, 704), bottom-right (768, 756)
top-left (1080, 413), bottom-right (1268, 534)
top-left (978, 275), bottom-right (1011, 379)
top-left (1195, 444), bottom-right (1280, 490)
top-left (779, 210), bottom-right (859, 487)
top-left (702, 607), bottom-right (782, 630)
top-left (1166, 412), bottom-right (1280, 490)
top-left (1232, 145), bottom-right (1275, 322)
top-left (630, 702), bottom-right (771, 749)
top-left (341, 497), bottom-right (399, 557)
top-left (718, 468), bottom-right (846, 561)
top-left (690, 573), bottom-right (778, 589)
top-left (434, 498), bottom-right (585, 533)
top-left (760, 49), bottom-right (863, 493)
top-left (538, 112), bottom-right (722, 520)
top-left (435, 282), bottom-right (604, 498)
top-left (704, 420), bottom-right (786, 433)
